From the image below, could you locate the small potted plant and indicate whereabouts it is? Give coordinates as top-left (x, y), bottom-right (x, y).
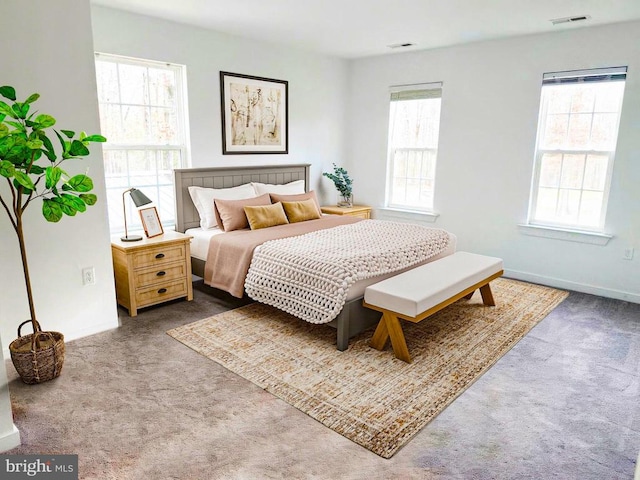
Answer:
top-left (0, 85), bottom-right (105, 384)
top-left (323, 163), bottom-right (353, 207)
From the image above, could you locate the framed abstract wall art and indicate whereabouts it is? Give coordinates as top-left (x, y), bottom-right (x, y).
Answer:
top-left (220, 71), bottom-right (288, 154)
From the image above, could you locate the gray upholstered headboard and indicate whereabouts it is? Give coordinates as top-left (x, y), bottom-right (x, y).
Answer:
top-left (174, 164), bottom-right (311, 232)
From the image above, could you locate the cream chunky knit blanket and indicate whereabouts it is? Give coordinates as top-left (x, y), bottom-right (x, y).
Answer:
top-left (244, 220), bottom-right (451, 324)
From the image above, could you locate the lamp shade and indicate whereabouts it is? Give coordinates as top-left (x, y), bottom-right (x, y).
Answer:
top-left (129, 188), bottom-right (152, 207)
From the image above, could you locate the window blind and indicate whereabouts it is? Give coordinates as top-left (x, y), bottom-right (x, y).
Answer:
top-left (390, 82), bottom-right (442, 101)
top-left (542, 66), bottom-right (627, 85)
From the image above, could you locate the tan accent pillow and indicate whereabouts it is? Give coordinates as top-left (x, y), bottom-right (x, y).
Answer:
top-left (244, 202), bottom-right (290, 230)
top-left (282, 198), bottom-right (322, 223)
top-left (269, 191), bottom-right (322, 216)
top-left (214, 193), bottom-right (272, 232)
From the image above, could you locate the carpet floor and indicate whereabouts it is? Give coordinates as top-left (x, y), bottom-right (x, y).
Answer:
top-left (168, 278), bottom-right (568, 458)
top-left (4, 279), bottom-right (640, 479)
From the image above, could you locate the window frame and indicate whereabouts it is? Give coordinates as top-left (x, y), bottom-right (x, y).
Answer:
top-left (94, 52), bottom-right (191, 234)
top-left (385, 82), bottom-right (443, 213)
top-left (527, 67), bottom-right (626, 233)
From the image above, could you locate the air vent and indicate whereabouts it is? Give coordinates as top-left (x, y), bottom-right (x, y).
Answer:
top-left (388, 43), bottom-right (416, 49)
top-left (550, 14), bottom-right (591, 25)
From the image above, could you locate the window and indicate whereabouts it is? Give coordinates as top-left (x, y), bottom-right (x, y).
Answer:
top-left (528, 67), bottom-right (626, 231)
top-left (94, 53), bottom-right (190, 234)
top-left (386, 83), bottom-right (442, 212)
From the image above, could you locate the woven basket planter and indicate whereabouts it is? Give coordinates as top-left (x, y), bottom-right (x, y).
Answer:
top-left (9, 320), bottom-right (65, 385)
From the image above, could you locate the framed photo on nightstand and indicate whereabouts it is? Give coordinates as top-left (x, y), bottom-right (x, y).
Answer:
top-left (139, 207), bottom-right (164, 238)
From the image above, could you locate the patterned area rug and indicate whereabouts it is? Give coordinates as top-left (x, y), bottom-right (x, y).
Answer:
top-left (167, 278), bottom-right (568, 458)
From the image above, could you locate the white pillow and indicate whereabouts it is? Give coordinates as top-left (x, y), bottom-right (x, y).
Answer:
top-left (252, 179), bottom-right (305, 196)
top-left (188, 184), bottom-right (257, 229)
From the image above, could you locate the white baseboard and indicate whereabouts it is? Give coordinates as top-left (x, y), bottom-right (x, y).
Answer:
top-left (505, 269), bottom-right (640, 304)
top-left (0, 425), bottom-right (20, 452)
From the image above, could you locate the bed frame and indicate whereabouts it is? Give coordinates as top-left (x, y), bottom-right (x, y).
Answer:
top-left (173, 164), bottom-right (379, 351)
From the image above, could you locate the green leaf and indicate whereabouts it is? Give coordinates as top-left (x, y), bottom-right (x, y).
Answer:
top-left (51, 196), bottom-right (78, 216)
top-left (60, 129), bottom-right (75, 139)
top-left (54, 130), bottom-right (69, 154)
top-left (24, 93), bottom-right (40, 104)
top-left (79, 193), bottom-right (97, 206)
top-left (69, 140), bottom-right (90, 157)
top-left (42, 199), bottom-right (63, 222)
top-left (13, 178), bottom-right (32, 195)
top-left (45, 166), bottom-right (62, 189)
top-left (39, 134), bottom-right (56, 161)
top-left (0, 160), bottom-right (15, 177)
top-left (83, 134), bottom-right (107, 143)
top-left (0, 101), bottom-right (15, 118)
top-left (0, 124), bottom-right (8, 139)
top-left (35, 114), bottom-right (55, 128)
top-left (26, 139), bottom-right (43, 149)
top-left (13, 170), bottom-right (35, 190)
top-left (29, 165), bottom-right (44, 174)
top-left (65, 174), bottom-right (93, 192)
top-left (5, 120), bottom-right (25, 131)
top-left (0, 86), bottom-right (16, 101)
top-left (12, 102), bottom-right (29, 119)
top-left (61, 193), bottom-right (86, 212)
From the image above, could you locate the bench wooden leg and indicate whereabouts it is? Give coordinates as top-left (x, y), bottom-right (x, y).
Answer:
top-left (384, 312), bottom-right (412, 363)
top-left (370, 312), bottom-right (412, 363)
top-left (370, 314), bottom-right (389, 350)
top-left (480, 283), bottom-right (495, 306)
top-left (463, 291), bottom-right (475, 300)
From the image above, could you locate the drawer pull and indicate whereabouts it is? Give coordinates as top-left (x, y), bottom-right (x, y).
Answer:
top-left (156, 271), bottom-right (166, 276)
top-left (158, 288), bottom-right (167, 294)
top-left (155, 253), bottom-right (165, 259)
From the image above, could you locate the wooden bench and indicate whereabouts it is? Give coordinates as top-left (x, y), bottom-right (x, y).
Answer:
top-left (362, 251), bottom-right (504, 363)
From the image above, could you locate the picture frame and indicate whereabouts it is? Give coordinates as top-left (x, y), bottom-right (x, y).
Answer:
top-left (220, 71), bottom-right (288, 154)
top-left (139, 207), bottom-right (164, 238)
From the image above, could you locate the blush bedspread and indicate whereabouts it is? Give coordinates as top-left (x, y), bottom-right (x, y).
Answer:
top-left (203, 215), bottom-right (361, 297)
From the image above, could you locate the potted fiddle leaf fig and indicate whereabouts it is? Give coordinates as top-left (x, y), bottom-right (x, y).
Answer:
top-left (0, 85), bottom-right (106, 384)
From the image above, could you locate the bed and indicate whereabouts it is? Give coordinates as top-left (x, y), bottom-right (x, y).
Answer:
top-left (174, 164), bottom-right (455, 350)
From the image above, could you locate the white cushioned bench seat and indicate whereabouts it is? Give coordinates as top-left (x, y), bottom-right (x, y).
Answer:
top-left (364, 252), bottom-right (503, 318)
top-left (363, 251), bottom-right (504, 363)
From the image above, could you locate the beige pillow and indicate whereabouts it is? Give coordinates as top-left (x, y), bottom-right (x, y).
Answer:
top-left (214, 193), bottom-right (272, 232)
top-left (244, 202), bottom-right (290, 230)
top-left (269, 190), bottom-right (322, 216)
top-left (282, 198), bottom-right (322, 223)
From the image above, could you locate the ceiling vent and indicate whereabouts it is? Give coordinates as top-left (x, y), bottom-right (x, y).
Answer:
top-left (550, 15), bottom-right (591, 25)
top-left (388, 43), bottom-right (416, 49)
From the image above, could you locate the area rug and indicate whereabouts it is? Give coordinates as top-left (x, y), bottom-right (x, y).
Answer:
top-left (167, 278), bottom-right (568, 458)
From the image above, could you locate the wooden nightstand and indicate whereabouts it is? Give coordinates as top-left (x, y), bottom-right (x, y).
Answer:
top-left (321, 205), bottom-right (372, 219)
top-left (111, 230), bottom-right (193, 317)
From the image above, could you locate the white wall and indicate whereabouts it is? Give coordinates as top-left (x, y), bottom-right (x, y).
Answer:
top-left (347, 21), bottom-right (640, 302)
top-left (0, 0), bottom-right (119, 357)
top-left (90, 6), bottom-right (350, 201)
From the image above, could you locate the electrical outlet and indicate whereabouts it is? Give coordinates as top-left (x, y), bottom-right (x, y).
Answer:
top-left (82, 267), bottom-right (96, 285)
top-left (623, 248), bottom-right (634, 260)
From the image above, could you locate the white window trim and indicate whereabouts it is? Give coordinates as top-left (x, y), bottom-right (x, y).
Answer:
top-left (526, 67), bottom-right (626, 233)
top-left (95, 52), bottom-right (191, 233)
top-left (518, 223), bottom-right (613, 245)
top-left (386, 82), bottom-right (443, 213)
top-left (377, 207), bottom-right (440, 223)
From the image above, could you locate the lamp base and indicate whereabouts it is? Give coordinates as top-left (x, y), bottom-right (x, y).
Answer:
top-left (121, 234), bottom-right (143, 242)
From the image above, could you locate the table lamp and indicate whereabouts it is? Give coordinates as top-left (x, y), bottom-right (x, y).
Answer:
top-left (121, 187), bottom-right (152, 242)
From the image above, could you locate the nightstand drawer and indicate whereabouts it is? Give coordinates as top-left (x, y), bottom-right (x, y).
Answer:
top-left (135, 278), bottom-right (189, 307)
top-left (134, 262), bottom-right (188, 287)
top-left (132, 244), bottom-right (186, 268)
